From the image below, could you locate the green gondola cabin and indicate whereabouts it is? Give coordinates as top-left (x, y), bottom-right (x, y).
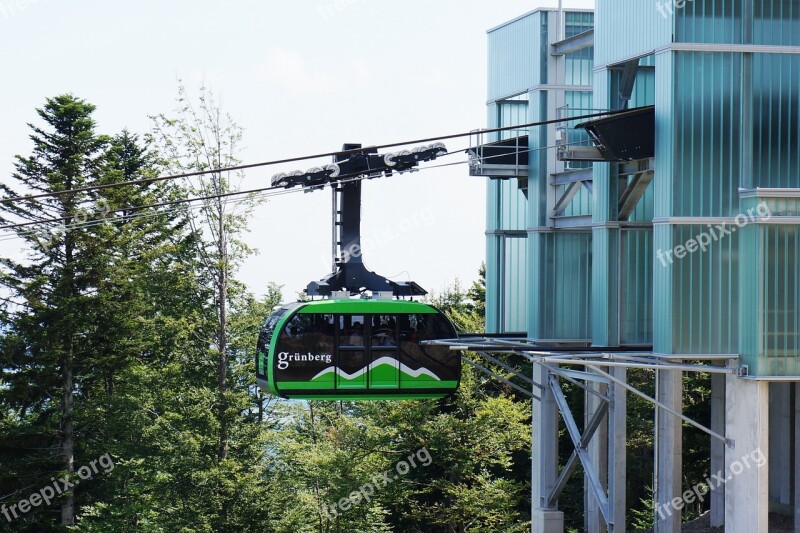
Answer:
top-left (256, 299), bottom-right (460, 400)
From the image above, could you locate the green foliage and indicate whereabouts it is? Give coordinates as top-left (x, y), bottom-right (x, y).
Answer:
top-left (427, 264), bottom-right (486, 333)
top-left (629, 485), bottom-right (656, 531)
top-left (0, 95), bottom-right (716, 532)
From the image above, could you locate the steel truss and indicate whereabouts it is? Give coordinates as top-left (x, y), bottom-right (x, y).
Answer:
top-left (425, 337), bottom-right (742, 531)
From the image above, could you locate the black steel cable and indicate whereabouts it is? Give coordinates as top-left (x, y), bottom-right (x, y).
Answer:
top-left (0, 141), bottom-right (584, 234)
top-left (0, 107), bottom-right (634, 206)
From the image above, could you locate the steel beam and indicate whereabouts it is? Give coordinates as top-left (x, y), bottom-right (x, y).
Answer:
top-left (475, 351), bottom-right (534, 385)
top-left (551, 28), bottom-right (595, 56)
top-left (586, 364), bottom-right (730, 446)
top-left (461, 356), bottom-right (537, 399)
top-left (617, 59), bottom-right (639, 110)
top-left (618, 170), bottom-right (654, 220)
top-left (607, 367), bottom-right (626, 531)
top-left (541, 362), bottom-right (610, 402)
top-left (553, 181), bottom-right (583, 216)
top-left (552, 167), bottom-right (594, 186)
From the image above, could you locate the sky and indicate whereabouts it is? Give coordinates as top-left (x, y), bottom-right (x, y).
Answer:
top-left (0, 0), bottom-right (594, 302)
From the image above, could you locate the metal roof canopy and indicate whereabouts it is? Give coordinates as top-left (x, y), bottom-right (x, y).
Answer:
top-left (571, 105), bottom-right (655, 161)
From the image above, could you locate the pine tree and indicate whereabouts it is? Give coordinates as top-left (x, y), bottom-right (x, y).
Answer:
top-left (0, 95), bottom-right (111, 527)
top-left (0, 98), bottom-right (204, 531)
top-left (74, 130), bottom-right (209, 530)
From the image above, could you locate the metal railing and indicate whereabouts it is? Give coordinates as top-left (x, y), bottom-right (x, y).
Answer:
top-left (467, 127), bottom-right (529, 178)
top-left (556, 105), bottom-right (609, 169)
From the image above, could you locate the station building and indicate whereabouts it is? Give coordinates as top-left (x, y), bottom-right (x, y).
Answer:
top-left (475, 1), bottom-right (800, 531)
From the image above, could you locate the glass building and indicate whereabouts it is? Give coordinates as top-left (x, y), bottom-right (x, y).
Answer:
top-left (478, 1), bottom-right (800, 531)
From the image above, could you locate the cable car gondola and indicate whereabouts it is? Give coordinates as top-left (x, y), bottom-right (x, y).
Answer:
top-left (256, 299), bottom-right (460, 400)
top-left (256, 142), bottom-right (461, 400)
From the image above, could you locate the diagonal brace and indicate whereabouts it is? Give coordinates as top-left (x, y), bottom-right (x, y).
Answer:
top-left (461, 356), bottom-right (538, 400)
top-left (586, 364), bottom-right (733, 447)
top-left (548, 375), bottom-right (611, 521)
top-left (476, 351), bottom-right (535, 386)
top-left (546, 397), bottom-right (610, 507)
top-left (553, 181), bottom-right (583, 216)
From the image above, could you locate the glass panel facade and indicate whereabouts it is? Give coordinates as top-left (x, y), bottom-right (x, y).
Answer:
top-left (668, 225), bottom-right (739, 354)
top-left (620, 230), bottom-right (653, 345)
top-left (677, 0), bottom-right (800, 45)
top-left (497, 98), bottom-right (528, 141)
top-left (502, 237), bottom-right (528, 332)
top-left (673, 52), bottom-right (742, 217)
top-left (676, 1), bottom-right (745, 44)
top-left (564, 12), bottom-right (594, 86)
top-left (760, 225), bottom-right (800, 375)
top-left (487, 12), bottom-right (542, 101)
top-left (754, 0), bottom-right (800, 45)
top-left (563, 91), bottom-right (594, 173)
top-left (536, 232), bottom-right (592, 340)
top-left (752, 53), bottom-right (800, 188)
top-left (485, 3), bottom-right (800, 376)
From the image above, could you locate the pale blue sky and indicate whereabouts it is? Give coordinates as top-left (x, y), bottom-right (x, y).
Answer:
top-left (0, 0), bottom-right (593, 301)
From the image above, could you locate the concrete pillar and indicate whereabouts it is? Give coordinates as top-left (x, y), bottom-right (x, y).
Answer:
top-left (769, 383), bottom-right (791, 508)
top-left (709, 372), bottom-right (725, 528)
top-left (532, 365), bottom-right (564, 533)
top-left (770, 383), bottom-right (792, 508)
top-left (607, 366), bottom-right (627, 533)
top-left (585, 379), bottom-right (608, 533)
top-left (795, 383), bottom-right (800, 532)
top-left (724, 376), bottom-right (768, 532)
top-left (655, 369), bottom-right (682, 533)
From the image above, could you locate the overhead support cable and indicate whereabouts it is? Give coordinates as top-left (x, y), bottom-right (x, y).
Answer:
top-left (0, 142), bottom-right (579, 235)
top-left (0, 107), bottom-right (640, 207)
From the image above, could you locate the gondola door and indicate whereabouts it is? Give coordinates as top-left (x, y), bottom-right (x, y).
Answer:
top-left (336, 314), bottom-right (367, 390)
top-left (368, 315), bottom-right (400, 389)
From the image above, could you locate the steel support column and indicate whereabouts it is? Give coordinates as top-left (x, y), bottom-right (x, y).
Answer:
top-left (532, 365), bottom-right (564, 533)
top-left (655, 369), bottom-right (682, 533)
top-left (585, 375), bottom-right (608, 533)
top-left (709, 371), bottom-right (725, 528)
top-left (607, 366), bottom-right (626, 532)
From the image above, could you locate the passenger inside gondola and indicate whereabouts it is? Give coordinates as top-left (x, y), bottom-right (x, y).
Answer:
top-left (348, 322), bottom-right (364, 345)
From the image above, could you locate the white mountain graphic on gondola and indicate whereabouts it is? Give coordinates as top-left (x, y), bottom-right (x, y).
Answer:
top-left (310, 356), bottom-right (441, 381)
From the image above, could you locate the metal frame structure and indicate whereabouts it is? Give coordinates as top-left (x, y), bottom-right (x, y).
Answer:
top-left (272, 142), bottom-right (447, 297)
top-left (428, 337), bottom-right (742, 531)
